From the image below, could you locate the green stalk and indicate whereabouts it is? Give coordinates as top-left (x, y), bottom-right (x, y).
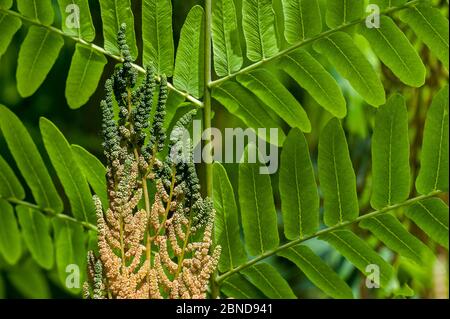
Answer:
top-left (203, 0), bottom-right (213, 199)
top-left (5, 197), bottom-right (97, 231)
top-left (203, 0), bottom-right (220, 299)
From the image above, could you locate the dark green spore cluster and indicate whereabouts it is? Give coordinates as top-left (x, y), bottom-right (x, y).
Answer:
top-left (149, 75), bottom-right (168, 153)
top-left (100, 24), bottom-right (165, 165)
top-left (99, 23), bottom-right (212, 230)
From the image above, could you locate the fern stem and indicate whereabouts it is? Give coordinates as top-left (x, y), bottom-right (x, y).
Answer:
top-left (5, 197), bottom-right (97, 232)
top-left (215, 190), bottom-right (443, 284)
top-left (209, 0), bottom-right (422, 88)
top-left (203, 0), bottom-right (213, 200)
top-left (203, 0), bottom-right (220, 299)
top-left (0, 8), bottom-right (204, 108)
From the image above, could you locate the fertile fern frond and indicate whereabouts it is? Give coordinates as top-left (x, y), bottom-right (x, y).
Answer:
top-left (83, 28), bottom-right (220, 299)
top-left (0, 103), bottom-right (101, 296)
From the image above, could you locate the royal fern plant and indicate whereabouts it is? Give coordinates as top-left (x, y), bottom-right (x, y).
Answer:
top-left (0, 0), bottom-right (448, 298)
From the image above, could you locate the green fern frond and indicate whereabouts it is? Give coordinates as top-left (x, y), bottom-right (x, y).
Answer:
top-left (213, 87), bottom-right (449, 299)
top-left (0, 105), bottom-right (100, 294)
top-left (0, 0), bottom-right (447, 126)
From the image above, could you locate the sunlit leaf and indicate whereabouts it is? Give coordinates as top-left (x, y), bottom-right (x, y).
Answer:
top-left (17, 0), bottom-right (53, 25)
top-left (40, 118), bottom-right (96, 223)
top-left (0, 13), bottom-right (21, 59)
top-left (16, 26), bottom-right (64, 97)
top-left (53, 219), bottom-right (86, 294)
top-left (173, 5), bottom-right (205, 98)
top-left (242, 263), bottom-right (296, 299)
top-left (280, 49), bottom-right (346, 118)
top-left (360, 213), bottom-right (433, 264)
top-left (371, 94), bottom-right (410, 209)
top-left (0, 106), bottom-right (63, 212)
top-left (282, 0), bottom-right (322, 43)
top-left (57, 0), bottom-right (95, 41)
top-left (243, 0), bottom-right (278, 61)
top-left (0, 154), bottom-right (25, 200)
top-left (416, 85), bottom-right (449, 194)
top-left (319, 118), bottom-right (359, 226)
top-left (213, 162), bottom-right (247, 272)
top-left (237, 69), bottom-right (310, 132)
top-left (359, 16), bottom-right (426, 87)
top-left (212, 82), bottom-right (286, 146)
top-left (400, 4), bottom-right (449, 70)
top-left (212, 0), bottom-right (243, 76)
top-left (320, 230), bottom-right (394, 287)
top-left (71, 145), bottom-right (108, 209)
top-left (280, 128), bottom-right (319, 239)
top-left (66, 44), bottom-right (107, 109)
top-left (142, 0), bottom-right (174, 76)
top-left (326, 0), bottom-right (364, 28)
top-left (239, 144), bottom-right (279, 256)
top-left (99, 0), bottom-right (137, 59)
top-left (407, 198), bottom-right (449, 250)
top-left (17, 205), bottom-right (54, 270)
top-left (222, 273), bottom-right (265, 299)
top-left (0, 199), bottom-right (21, 265)
top-left (278, 245), bottom-right (353, 299)
top-left (313, 32), bottom-right (386, 106)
